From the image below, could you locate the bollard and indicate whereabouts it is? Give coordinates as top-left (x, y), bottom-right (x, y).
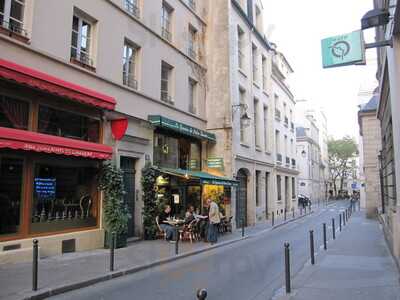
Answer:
top-left (323, 223), bottom-right (327, 250)
top-left (309, 230), bottom-right (315, 265)
top-left (197, 289), bottom-right (208, 299)
top-left (272, 212), bottom-right (275, 226)
top-left (339, 214), bottom-right (342, 231)
top-left (284, 209), bottom-right (287, 221)
top-left (175, 228), bottom-right (179, 255)
top-left (292, 208), bottom-right (295, 219)
top-left (332, 218), bottom-right (336, 240)
top-left (32, 239), bottom-right (39, 291)
top-left (110, 232), bottom-right (116, 271)
top-left (284, 242), bottom-right (291, 294)
top-left (343, 211), bottom-right (346, 226)
top-left (242, 217), bottom-right (245, 237)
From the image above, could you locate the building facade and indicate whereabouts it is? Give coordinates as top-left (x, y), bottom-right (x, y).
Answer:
top-left (374, 0), bottom-right (400, 267)
top-left (358, 94), bottom-right (382, 217)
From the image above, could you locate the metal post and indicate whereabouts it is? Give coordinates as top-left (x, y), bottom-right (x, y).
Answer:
top-left (242, 217), bottom-right (245, 237)
top-left (332, 218), bottom-right (336, 240)
top-left (309, 230), bottom-right (315, 265)
top-left (292, 208), bottom-right (295, 219)
top-left (175, 228), bottom-right (179, 255)
top-left (272, 212), bottom-right (275, 226)
top-left (323, 223), bottom-right (327, 250)
top-left (343, 211), bottom-right (346, 226)
top-left (284, 242), bottom-right (291, 294)
top-left (284, 209), bottom-right (287, 221)
top-left (32, 239), bottom-right (38, 291)
top-left (110, 232), bottom-right (115, 271)
top-left (339, 214), bottom-right (342, 231)
top-left (197, 289), bottom-right (208, 299)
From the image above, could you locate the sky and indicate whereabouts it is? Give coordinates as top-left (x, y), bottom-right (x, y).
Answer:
top-left (262, 0), bottom-right (378, 140)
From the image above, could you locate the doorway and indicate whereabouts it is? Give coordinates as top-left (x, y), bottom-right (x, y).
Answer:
top-left (236, 169), bottom-right (248, 227)
top-left (120, 156), bottom-right (137, 238)
top-left (265, 172), bottom-right (269, 219)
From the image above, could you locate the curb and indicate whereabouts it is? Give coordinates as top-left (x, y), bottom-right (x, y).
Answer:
top-left (22, 210), bottom-right (323, 300)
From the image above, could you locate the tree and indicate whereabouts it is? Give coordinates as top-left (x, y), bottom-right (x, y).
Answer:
top-left (328, 136), bottom-right (358, 197)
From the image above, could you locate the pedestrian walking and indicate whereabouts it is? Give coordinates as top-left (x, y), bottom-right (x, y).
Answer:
top-left (206, 198), bottom-right (220, 245)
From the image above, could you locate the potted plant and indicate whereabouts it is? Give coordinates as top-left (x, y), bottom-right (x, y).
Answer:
top-left (99, 162), bottom-right (130, 248)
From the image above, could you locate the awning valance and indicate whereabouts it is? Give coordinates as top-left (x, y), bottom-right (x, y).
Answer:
top-left (0, 127), bottom-right (112, 160)
top-left (0, 59), bottom-right (116, 110)
top-left (155, 167), bottom-right (238, 187)
top-left (148, 115), bottom-right (216, 143)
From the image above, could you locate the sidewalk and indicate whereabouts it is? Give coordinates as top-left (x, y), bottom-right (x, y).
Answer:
top-left (0, 208), bottom-right (316, 300)
top-left (285, 210), bottom-right (400, 300)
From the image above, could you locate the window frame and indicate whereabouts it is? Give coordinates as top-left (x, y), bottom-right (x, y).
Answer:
top-left (188, 24), bottom-right (197, 59)
top-left (0, 0), bottom-right (26, 35)
top-left (161, 1), bottom-right (173, 42)
top-left (188, 78), bottom-right (197, 114)
top-left (123, 41), bottom-right (139, 90)
top-left (70, 13), bottom-right (94, 67)
top-left (161, 61), bottom-right (174, 104)
top-left (124, 0), bottom-right (140, 18)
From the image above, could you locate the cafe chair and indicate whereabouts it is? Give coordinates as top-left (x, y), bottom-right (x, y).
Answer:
top-left (223, 216), bottom-right (233, 233)
top-left (155, 216), bottom-right (166, 240)
top-left (180, 220), bottom-right (197, 243)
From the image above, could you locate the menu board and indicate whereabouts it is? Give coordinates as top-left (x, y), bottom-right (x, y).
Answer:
top-left (34, 178), bottom-right (56, 200)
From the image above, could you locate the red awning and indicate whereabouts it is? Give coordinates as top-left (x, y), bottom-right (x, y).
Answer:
top-left (0, 127), bottom-right (113, 160)
top-left (0, 59), bottom-right (116, 110)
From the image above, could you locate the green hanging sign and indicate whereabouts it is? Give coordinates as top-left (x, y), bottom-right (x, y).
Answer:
top-left (321, 30), bottom-right (366, 68)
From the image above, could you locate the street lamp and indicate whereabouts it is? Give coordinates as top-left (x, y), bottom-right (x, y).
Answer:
top-left (361, 8), bottom-right (390, 30)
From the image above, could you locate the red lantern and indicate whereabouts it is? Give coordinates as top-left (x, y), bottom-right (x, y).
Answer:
top-left (111, 118), bottom-right (128, 141)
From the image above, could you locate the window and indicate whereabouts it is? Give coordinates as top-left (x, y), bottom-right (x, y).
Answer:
top-left (239, 88), bottom-right (246, 143)
top-left (71, 14), bottom-right (94, 66)
top-left (0, 157), bottom-right (23, 236)
top-left (161, 61), bottom-right (173, 103)
top-left (254, 98), bottom-right (260, 147)
top-left (0, 95), bottom-right (29, 130)
top-left (275, 130), bottom-right (280, 154)
top-left (262, 55), bottom-right (267, 90)
top-left (188, 25), bottom-right (197, 59)
top-left (0, 0), bottom-right (25, 35)
top-left (123, 41), bottom-right (139, 89)
top-left (38, 106), bottom-right (100, 143)
top-left (284, 135), bottom-right (288, 159)
top-left (255, 170), bottom-right (260, 206)
top-left (31, 163), bottom-right (98, 233)
top-left (277, 175), bottom-right (282, 201)
top-left (238, 26), bottom-right (245, 70)
top-left (263, 106), bottom-right (268, 151)
top-left (161, 2), bottom-right (173, 42)
top-left (188, 78), bottom-right (197, 114)
top-left (188, 0), bottom-right (196, 11)
top-left (124, 0), bottom-right (140, 18)
top-left (252, 44), bottom-right (258, 83)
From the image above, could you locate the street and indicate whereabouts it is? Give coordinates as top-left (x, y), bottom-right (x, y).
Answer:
top-left (51, 201), bottom-right (349, 300)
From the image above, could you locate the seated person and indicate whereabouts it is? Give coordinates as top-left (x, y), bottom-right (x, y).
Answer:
top-left (185, 205), bottom-right (195, 224)
top-left (158, 205), bottom-right (177, 242)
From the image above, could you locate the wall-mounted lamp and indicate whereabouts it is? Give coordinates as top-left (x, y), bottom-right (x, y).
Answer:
top-left (232, 103), bottom-right (251, 128)
top-left (361, 8), bottom-right (393, 49)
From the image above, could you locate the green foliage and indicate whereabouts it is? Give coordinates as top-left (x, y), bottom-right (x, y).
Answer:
top-left (328, 136), bottom-right (358, 195)
top-left (99, 162), bottom-right (130, 235)
top-left (141, 162), bottom-right (163, 240)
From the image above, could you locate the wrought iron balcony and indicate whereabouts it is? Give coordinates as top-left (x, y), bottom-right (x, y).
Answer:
top-left (0, 18), bottom-right (28, 38)
top-left (123, 72), bottom-right (138, 90)
top-left (161, 90), bottom-right (173, 104)
top-left (124, 0), bottom-right (140, 18)
top-left (70, 49), bottom-right (94, 68)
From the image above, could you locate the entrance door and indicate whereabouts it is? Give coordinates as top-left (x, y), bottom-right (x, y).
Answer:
top-left (120, 157), bottom-right (136, 238)
top-left (265, 172), bottom-right (269, 219)
top-left (236, 169), bottom-right (248, 227)
top-left (285, 176), bottom-right (289, 211)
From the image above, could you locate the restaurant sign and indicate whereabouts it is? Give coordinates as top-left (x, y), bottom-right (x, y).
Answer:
top-left (200, 179), bottom-right (238, 187)
top-left (321, 30), bottom-right (366, 68)
top-left (207, 157), bottom-right (224, 169)
top-left (148, 115), bottom-right (216, 143)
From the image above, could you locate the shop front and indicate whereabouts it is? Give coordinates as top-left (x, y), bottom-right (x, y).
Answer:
top-left (149, 115), bottom-right (237, 218)
top-left (0, 59), bottom-right (115, 262)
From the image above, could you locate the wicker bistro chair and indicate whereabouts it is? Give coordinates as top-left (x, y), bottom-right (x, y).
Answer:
top-left (155, 216), bottom-right (167, 240)
top-left (223, 216), bottom-right (233, 233)
top-left (180, 219), bottom-right (198, 243)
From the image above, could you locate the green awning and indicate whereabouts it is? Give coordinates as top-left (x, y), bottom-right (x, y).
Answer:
top-left (148, 115), bottom-right (216, 143)
top-left (155, 167), bottom-right (238, 187)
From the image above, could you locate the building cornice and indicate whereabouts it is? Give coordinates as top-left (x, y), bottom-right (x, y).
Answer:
top-left (235, 155), bottom-right (275, 168)
top-left (272, 74), bottom-right (294, 102)
top-left (276, 166), bottom-right (300, 175)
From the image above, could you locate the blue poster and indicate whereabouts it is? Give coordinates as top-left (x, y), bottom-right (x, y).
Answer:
top-left (35, 178), bottom-right (56, 200)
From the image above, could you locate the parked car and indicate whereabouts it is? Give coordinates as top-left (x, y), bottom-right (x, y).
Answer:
top-left (298, 194), bottom-right (311, 208)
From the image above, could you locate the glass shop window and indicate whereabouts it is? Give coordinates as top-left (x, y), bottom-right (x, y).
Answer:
top-left (38, 106), bottom-right (100, 142)
top-left (0, 157), bottom-right (24, 236)
top-left (153, 133), bottom-right (179, 169)
top-left (31, 163), bottom-right (98, 233)
top-left (0, 95), bottom-right (29, 130)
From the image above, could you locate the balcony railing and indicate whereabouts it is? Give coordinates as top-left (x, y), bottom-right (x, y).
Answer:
top-left (277, 153), bottom-right (282, 164)
top-left (70, 49), bottom-right (94, 68)
top-left (275, 109), bottom-right (281, 121)
top-left (161, 27), bottom-right (172, 42)
top-left (0, 17), bottom-right (29, 38)
top-left (124, 0), bottom-right (140, 18)
top-left (286, 156), bottom-right (290, 166)
top-left (161, 90), bottom-right (173, 104)
top-left (123, 72), bottom-right (138, 90)
top-left (284, 117), bottom-right (289, 127)
top-left (188, 0), bottom-right (196, 11)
